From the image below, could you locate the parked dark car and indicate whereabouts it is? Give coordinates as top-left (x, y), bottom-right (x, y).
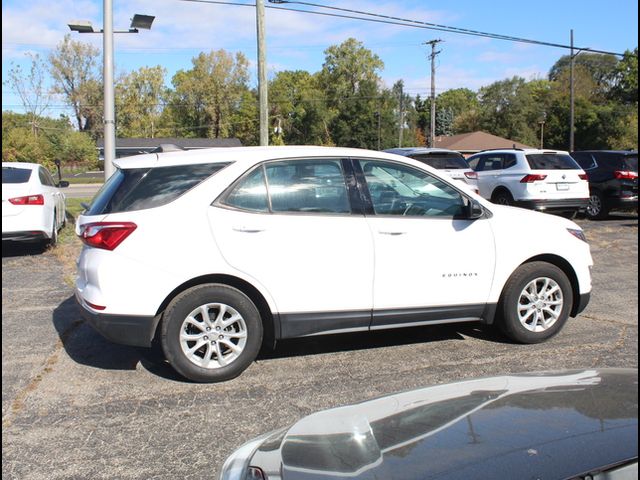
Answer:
top-left (220, 369), bottom-right (638, 480)
top-left (571, 150), bottom-right (638, 219)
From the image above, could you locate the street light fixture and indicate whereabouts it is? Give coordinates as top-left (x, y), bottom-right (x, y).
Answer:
top-left (68, 9), bottom-right (155, 181)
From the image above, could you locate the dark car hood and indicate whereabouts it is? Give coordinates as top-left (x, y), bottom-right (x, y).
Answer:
top-left (248, 369), bottom-right (638, 480)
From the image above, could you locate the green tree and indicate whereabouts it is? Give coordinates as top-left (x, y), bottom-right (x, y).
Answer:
top-left (48, 35), bottom-right (102, 136)
top-left (436, 88), bottom-right (479, 133)
top-left (269, 70), bottom-right (331, 145)
top-left (116, 66), bottom-right (167, 138)
top-left (4, 54), bottom-right (51, 135)
top-left (319, 38), bottom-right (384, 148)
top-left (477, 76), bottom-right (539, 146)
top-left (549, 52), bottom-right (619, 97)
top-left (166, 50), bottom-right (250, 138)
top-left (611, 48), bottom-right (638, 105)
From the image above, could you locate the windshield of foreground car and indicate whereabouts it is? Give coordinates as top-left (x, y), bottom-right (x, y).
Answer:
top-left (2, 167), bottom-right (32, 184)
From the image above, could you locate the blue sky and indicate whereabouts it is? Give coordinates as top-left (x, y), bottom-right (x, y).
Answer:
top-left (2, 0), bottom-right (638, 116)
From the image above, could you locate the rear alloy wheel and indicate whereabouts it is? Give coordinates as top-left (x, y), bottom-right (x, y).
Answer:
top-left (492, 190), bottom-right (514, 206)
top-left (586, 190), bottom-right (609, 220)
top-left (497, 262), bottom-right (573, 344)
top-left (161, 284), bottom-right (263, 382)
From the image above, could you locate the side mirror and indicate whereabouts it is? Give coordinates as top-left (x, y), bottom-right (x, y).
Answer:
top-left (467, 200), bottom-right (484, 220)
top-left (57, 181), bottom-right (70, 188)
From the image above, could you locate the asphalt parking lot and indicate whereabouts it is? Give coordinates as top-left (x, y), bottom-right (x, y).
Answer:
top-left (2, 213), bottom-right (638, 480)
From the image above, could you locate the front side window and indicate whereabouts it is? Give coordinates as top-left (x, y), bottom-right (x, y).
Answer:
top-left (359, 160), bottom-right (466, 217)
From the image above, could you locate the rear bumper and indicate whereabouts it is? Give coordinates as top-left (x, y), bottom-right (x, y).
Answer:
top-left (2, 231), bottom-right (47, 242)
top-left (514, 198), bottom-right (589, 213)
top-left (75, 293), bottom-right (160, 347)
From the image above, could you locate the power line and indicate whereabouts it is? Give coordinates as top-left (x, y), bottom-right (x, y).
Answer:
top-left (180, 0), bottom-right (632, 57)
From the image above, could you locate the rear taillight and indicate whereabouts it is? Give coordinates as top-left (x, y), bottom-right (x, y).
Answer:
top-left (579, 173), bottom-right (588, 180)
top-left (614, 170), bottom-right (638, 180)
top-left (9, 194), bottom-right (44, 205)
top-left (464, 171), bottom-right (478, 179)
top-left (520, 174), bottom-right (548, 183)
top-left (79, 222), bottom-right (137, 251)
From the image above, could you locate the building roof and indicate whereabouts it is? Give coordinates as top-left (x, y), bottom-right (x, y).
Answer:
top-left (97, 137), bottom-right (242, 149)
top-left (433, 131), bottom-right (533, 152)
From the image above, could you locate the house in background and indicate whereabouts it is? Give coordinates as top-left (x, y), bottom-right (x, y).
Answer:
top-left (433, 131), bottom-right (533, 157)
top-left (97, 137), bottom-right (243, 159)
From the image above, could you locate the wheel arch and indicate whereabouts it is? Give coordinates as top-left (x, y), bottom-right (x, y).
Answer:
top-left (154, 274), bottom-right (278, 349)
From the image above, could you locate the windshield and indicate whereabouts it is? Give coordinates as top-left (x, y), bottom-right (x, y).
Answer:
top-left (410, 153), bottom-right (469, 170)
top-left (526, 153), bottom-right (581, 170)
top-left (2, 167), bottom-right (32, 184)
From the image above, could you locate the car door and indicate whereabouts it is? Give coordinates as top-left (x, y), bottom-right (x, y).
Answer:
top-left (209, 157), bottom-right (375, 338)
top-left (355, 158), bottom-right (496, 329)
top-left (474, 154), bottom-right (506, 199)
top-left (41, 167), bottom-right (65, 227)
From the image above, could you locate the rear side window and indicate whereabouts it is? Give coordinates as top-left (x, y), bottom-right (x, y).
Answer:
top-left (572, 152), bottom-right (597, 170)
top-left (2, 167), bottom-right (32, 184)
top-left (592, 152), bottom-right (638, 171)
top-left (526, 154), bottom-right (580, 170)
top-left (86, 163), bottom-right (228, 215)
top-left (409, 153), bottom-right (468, 170)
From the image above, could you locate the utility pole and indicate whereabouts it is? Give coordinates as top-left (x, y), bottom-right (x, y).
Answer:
top-left (256, 0), bottom-right (269, 146)
top-left (424, 39), bottom-right (442, 148)
top-left (398, 81), bottom-right (404, 147)
top-left (569, 29), bottom-right (575, 152)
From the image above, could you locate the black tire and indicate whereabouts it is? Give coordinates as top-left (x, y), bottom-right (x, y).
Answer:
top-left (496, 262), bottom-right (573, 344)
top-left (492, 190), bottom-right (514, 206)
top-left (160, 284), bottom-right (263, 383)
top-left (586, 190), bottom-right (609, 220)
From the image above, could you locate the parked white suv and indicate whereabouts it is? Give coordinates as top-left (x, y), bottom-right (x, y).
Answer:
top-left (466, 149), bottom-right (589, 217)
top-left (75, 146), bottom-right (593, 383)
top-left (384, 147), bottom-right (479, 194)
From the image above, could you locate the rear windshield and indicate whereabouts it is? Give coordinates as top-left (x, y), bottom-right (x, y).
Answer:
top-left (86, 163), bottom-right (229, 215)
top-left (410, 153), bottom-right (469, 170)
top-left (526, 154), bottom-right (581, 170)
top-left (2, 167), bottom-right (32, 184)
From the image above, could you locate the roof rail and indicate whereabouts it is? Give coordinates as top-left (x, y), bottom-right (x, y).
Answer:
top-left (476, 147), bottom-right (525, 153)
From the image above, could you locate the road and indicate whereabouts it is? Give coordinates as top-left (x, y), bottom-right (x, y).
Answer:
top-left (63, 183), bottom-right (103, 199)
top-left (1, 214), bottom-right (637, 480)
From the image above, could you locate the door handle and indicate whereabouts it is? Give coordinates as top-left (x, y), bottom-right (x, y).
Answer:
top-left (378, 231), bottom-right (406, 236)
top-left (233, 227), bottom-right (265, 233)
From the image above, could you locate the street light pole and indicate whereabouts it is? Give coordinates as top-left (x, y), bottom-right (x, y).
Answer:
top-left (103, 0), bottom-right (116, 180)
top-left (68, 13), bottom-right (154, 182)
top-left (256, 0), bottom-right (269, 146)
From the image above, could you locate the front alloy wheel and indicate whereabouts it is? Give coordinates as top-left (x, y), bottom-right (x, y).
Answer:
top-left (517, 277), bottom-right (563, 333)
top-left (497, 262), bottom-right (573, 344)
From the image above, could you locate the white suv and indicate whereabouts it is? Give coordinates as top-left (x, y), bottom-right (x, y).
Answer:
top-left (75, 146), bottom-right (593, 383)
top-left (466, 149), bottom-right (589, 216)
